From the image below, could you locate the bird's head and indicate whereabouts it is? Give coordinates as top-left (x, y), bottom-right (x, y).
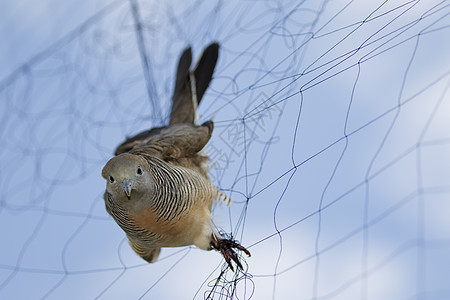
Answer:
top-left (102, 153), bottom-right (153, 200)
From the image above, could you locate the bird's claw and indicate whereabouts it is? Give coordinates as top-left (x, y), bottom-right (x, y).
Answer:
top-left (211, 235), bottom-right (251, 272)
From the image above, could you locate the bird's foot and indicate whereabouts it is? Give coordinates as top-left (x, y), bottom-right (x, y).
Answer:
top-left (210, 234), bottom-right (251, 271)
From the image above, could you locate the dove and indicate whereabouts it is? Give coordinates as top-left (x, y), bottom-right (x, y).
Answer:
top-left (102, 43), bottom-right (250, 271)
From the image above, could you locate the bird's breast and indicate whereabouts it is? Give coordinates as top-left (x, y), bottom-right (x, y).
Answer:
top-left (130, 196), bottom-right (212, 247)
top-left (132, 206), bottom-right (168, 235)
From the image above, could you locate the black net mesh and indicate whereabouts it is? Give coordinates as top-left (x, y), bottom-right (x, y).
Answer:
top-left (1, 0), bottom-right (449, 299)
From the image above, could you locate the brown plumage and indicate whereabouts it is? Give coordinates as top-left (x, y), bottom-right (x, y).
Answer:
top-left (102, 43), bottom-right (250, 271)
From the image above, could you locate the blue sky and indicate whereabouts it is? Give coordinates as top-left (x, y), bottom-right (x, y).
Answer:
top-left (1, 1), bottom-right (449, 299)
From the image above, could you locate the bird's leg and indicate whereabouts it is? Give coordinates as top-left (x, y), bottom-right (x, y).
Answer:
top-left (210, 234), bottom-right (251, 271)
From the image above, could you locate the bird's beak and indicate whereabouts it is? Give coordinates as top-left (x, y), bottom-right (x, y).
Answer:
top-left (121, 180), bottom-right (133, 198)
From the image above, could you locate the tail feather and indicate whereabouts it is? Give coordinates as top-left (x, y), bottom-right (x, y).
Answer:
top-left (170, 47), bottom-right (193, 125)
top-left (193, 43), bottom-right (219, 104)
top-left (169, 43), bottom-right (219, 125)
top-left (114, 43), bottom-right (219, 155)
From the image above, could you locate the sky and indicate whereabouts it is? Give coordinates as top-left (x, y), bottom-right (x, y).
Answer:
top-left (1, 0), bottom-right (449, 299)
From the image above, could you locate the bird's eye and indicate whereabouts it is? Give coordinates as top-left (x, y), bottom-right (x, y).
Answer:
top-left (137, 167), bottom-right (143, 175)
top-left (109, 175), bottom-right (115, 183)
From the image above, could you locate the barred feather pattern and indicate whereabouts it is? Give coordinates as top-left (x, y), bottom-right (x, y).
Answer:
top-left (104, 191), bottom-right (162, 242)
top-left (104, 154), bottom-right (222, 252)
top-left (144, 155), bottom-right (219, 222)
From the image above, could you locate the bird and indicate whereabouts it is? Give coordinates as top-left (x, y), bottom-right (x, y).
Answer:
top-left (102, 43), bottom-right (250, 271)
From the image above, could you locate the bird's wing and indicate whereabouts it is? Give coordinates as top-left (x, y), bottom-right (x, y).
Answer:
top-left (128, 121), bottom-right (213, 161)
top-left (129, 239), bottom-right (161, 263)
top-left (114, 127), bottom-right (164, 156)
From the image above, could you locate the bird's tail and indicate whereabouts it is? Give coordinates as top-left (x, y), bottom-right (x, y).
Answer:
top-left (169, 43), bottom-right (219, 125)
top-left (113, 44), bottom-right (219, 156)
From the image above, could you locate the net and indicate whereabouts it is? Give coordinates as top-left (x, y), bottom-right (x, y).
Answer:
top-left (1, 0), bottom-right (449, 299)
